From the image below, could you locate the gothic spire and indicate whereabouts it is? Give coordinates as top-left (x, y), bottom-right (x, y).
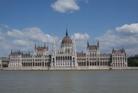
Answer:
top-left (97, 40), bottom-right (99, 48)
top-left (11, 49), bottom-right (12, 54)
top-left (87, 41), bottom-right (89, 48)
top-left (35, 43), bottom-right (36, 49)
top-left (112, 48), bottom-right (115, 52)
top-left (66, 28), bottom-right (68, 36)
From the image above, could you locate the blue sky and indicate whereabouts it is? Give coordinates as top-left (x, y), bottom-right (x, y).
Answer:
top-left (0, 0), bottom-right (138, 56)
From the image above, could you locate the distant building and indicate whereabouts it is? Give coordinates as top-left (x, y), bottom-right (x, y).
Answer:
top-left (0, 59), bottom-right (2, 68)
top-left (9, 51), bottom-right (22, 68)
top-left (8, 30), bottom-right (128, 70)
top-left (111, 48), bottom-right (127, 68)
top-left (9, 45), bottom-right (51, 69)
top-left (77, 41), bottom-right (111, 69)
top-left (0, 57), bottom-right (9, 68)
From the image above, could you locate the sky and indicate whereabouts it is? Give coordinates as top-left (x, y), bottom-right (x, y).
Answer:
top-left (0, 0), bottom-right (138, 56)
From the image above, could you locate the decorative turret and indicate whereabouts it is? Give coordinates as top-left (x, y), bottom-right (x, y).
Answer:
top-left (112, 48), bottom-right (126, 55)
top-left (11, 49), bottom-right (12, 54)
top-left (35, 43), bottom-right (48, 55)
top-left (87, 41), bottom-right (99, 51)
top-left (112, 48), bottom-right (115, 53)
top-left (87, 41), bottom-right (89, 48)
top-left (97, 40), bottom-right (99, 48)
top-left (66, 28), bottom-right (68, 36)
top-left (10, 50), bottom-right (23, 55)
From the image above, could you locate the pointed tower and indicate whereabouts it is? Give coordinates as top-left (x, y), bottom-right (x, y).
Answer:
top-left (97, 40), bottom-right (99, 48)
top-left (11, 49), bottom-right (13, 54)
top-left (66, 27), bottom-right (68, 37)
top-left (112, 48), bottom-right (115, 53)
top-left (87, 41), bottom-right (89, 48)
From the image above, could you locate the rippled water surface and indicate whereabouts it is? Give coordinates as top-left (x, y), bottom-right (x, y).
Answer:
top-left (0, 70), bottom-right (138, 93)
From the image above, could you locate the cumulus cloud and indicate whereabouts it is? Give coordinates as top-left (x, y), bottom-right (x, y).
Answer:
top-left (71, 32), bottom-right (90, 52)
top-left (7, 29), bottom-right (24, 38)
top-left (51, 0), bottom-right (80, 13)
top-left (71, 32), bottom-right (89, 41)
top-left (116, 23), bottom-right (138, 34)
top-left (97, 23), bottom-right (138, 55)
top-left (13, 40), bottom-right (32, 46)
top-left (7, 27), bottom-right (56, 43)
top-left (0, 24), bottom-right (56, 56)
top-left (1, 23), bottom-right (138, 56)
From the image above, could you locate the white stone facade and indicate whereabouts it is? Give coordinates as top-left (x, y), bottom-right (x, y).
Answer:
top-left (0, 59), bottom-right (2, 68)
top-left (51, 31), bottom-right (77, 69)
top-left (9, 52), bottom-right (22, 68)
top-left (111, 49), bottom-right (127, 68)
top-left (8, 31), bottom-right (128, 70)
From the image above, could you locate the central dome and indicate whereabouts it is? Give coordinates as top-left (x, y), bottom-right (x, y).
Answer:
top-left (61, 30), bottom-right (73, 47)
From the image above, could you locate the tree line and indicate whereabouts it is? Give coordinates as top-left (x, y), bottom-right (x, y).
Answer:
top-left (128, 55), bottom-right (138, 67)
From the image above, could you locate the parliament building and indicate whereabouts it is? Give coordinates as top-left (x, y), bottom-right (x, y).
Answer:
top-left (8, 30), bottom-right (128, 70)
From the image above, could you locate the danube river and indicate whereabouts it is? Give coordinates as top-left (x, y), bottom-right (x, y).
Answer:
top-left (0, 70), bottom-right (138, 93)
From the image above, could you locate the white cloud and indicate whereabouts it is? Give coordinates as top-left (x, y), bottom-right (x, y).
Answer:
top-left (22, 27), bottom-right (52, 42)
top-left (7, 27), bottom-right (56, 43)
top-left (97, 23), bottom-right (138, 55)
top-left (13, 40), bottom-right (32, 46)
top-left (116, 23), bottom-right (138, 34)
top-left (0, 25), bottom-right (56, 56)
top-left (51, 0), bottom-right (80, 13)
top-left (7, 29), bottom-right (24, 38)
top-left (1, 23), bottom-right (138, 56)
top-left (71, 32), bottom-right (89, 52)
top-left (71, 32), bottom-right (89, 41)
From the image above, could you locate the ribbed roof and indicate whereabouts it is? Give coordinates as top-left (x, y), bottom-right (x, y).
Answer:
top-left (61, 29), bottom-right (72, 45)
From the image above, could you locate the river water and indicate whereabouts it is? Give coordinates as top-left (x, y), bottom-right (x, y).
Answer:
top-left (0, 70), bottom-right (138, 93)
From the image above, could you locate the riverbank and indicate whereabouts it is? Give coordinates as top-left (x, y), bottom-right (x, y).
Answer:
top-left (1, 67), bottom-right (138, 71)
